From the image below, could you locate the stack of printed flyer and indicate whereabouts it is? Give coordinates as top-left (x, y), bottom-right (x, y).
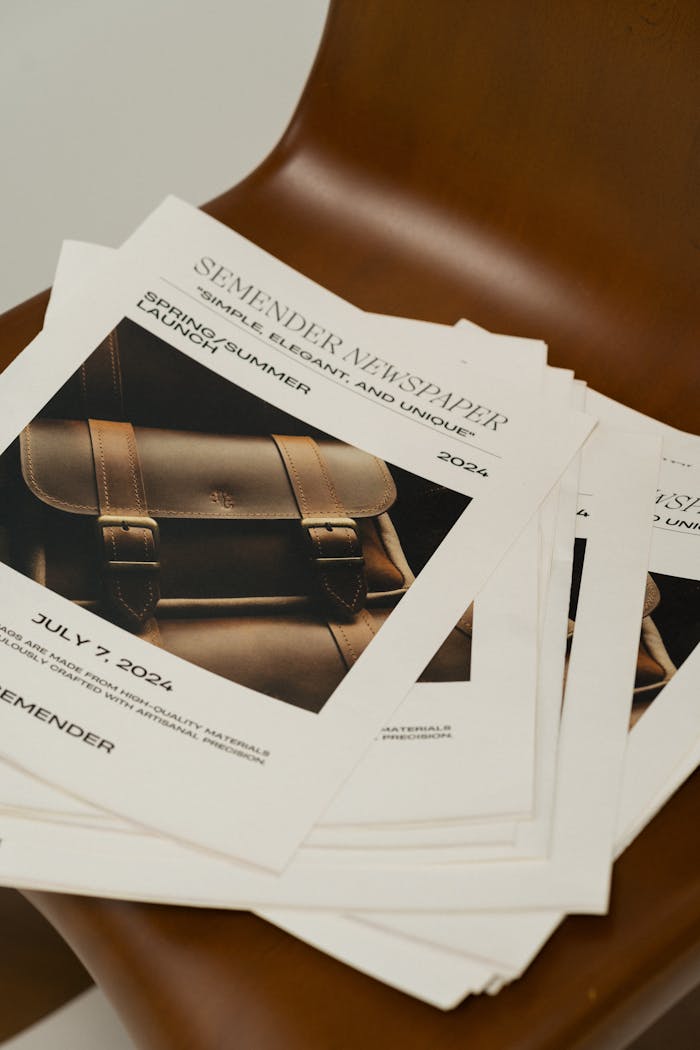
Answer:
top-left (0, 197), bottom-right (697, 1008)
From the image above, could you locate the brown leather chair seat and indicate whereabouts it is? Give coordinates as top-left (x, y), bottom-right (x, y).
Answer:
top-left (2, 2), bottom-right (699, 1046)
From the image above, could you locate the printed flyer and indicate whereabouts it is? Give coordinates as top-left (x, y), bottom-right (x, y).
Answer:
top-left (35, 270), bottom-right (544, 834)
top-left (0, 200), bottom-right (593, 869)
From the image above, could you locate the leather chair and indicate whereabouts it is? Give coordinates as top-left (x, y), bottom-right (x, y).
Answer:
top-left (2, 2), bottom-right (699, 1046)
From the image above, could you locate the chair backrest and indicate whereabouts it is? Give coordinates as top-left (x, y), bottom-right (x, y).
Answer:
top-left (206, 0), bottom-right (700, 431)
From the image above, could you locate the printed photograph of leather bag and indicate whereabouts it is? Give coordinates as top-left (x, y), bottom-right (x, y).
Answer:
top-left (630, 569), bottom-right (700, 726)
top-left (0, 321), bottom-right (474, 713)
top-left (566, 539), bottom-right (699, 727)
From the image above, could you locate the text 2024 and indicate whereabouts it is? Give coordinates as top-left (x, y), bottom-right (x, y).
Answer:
top-left (116, 658), bottom-right (173, 692)
top-left (437, 451), bottom-right (488, 477)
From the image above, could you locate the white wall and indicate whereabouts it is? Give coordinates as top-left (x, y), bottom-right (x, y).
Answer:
top-left (0, 5), bottom-right (327, 1039)
top-left (0, 0), bottom-right (329, 314)
top-left (2, 989), bottom-right (134, 1050)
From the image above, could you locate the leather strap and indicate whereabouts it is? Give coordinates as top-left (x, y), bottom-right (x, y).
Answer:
top-left (272, 434), bottom-right (367, 618)
top-left (80, 330), bottom-right (125, 420)
top-left (328, 610), bottom-right (377, 670)
top-left (87, 419), bottom-right (160, 632)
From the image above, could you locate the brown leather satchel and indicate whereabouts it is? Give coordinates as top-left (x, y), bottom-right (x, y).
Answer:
top-left (566, 573), bottom-right (676, 722)
top-left (2, 326), bottom-right (471, 712)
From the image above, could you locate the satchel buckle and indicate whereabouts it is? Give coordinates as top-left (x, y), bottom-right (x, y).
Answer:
top-left (96, 515), bottom-right (161, 573)
top-left (299, 516), bottom-right (364, 567)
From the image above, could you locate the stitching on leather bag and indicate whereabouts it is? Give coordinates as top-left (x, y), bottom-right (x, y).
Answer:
top-left (23, 426), bottom-right (95, 511)
top-left (106, 525), bottom-right (139, 619)
top-left (97, 424), bottom-right (152, 621)
top-left (108, 331), bottom-right (122, 407)
top-left (124, 426), bottom-right (144, 512)
top-left (281, 443), bottom-right (309, 515)
top-left (307, 439), bottom-right (343, 513)
top-left (119, 426), bottom-right (153, 619)
top-left (333, 622), bottom-right (358, 663)
top-left (304, 449), bottom-right (393, 516)
top-left (333, 611), bottom-right (377, 665)
top-left (316, 528), bottom-right (365, 613)
top-left (277, 434), bottom-right (392, 516)
top-left (105, 523), bottom-right (154, 621)
top-left (23, 428), bottom-right (394, 517)
top-left (306, 442), bottom-right (360, 609)
top-left (94, 424), bottom-right (111, 510)
top-left (331, 453), bottom-right (394, 515)
top-left (364, 455), bottom-right (394, 514)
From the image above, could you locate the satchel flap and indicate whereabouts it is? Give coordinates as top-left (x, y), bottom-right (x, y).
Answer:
top-left (20, 421), bottom-right (396, 520)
